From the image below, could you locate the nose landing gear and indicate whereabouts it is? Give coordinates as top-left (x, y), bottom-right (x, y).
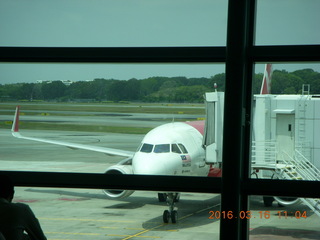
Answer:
top-left (162, 193), bottom-right (180, 223)
top-left (163, 209), bottom-right (178, 223)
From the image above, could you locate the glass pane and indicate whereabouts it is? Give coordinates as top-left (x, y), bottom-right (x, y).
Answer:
top-left (251, 63), bottom-right (320, 180)
top-left (154, 144), bottom-right (170, 153)
top-left (250, 195), bottom-right (320, 239)
top-left (140, 144), bottom-right (154, 153)
top-left (255, 0), bottom-right (320, 46)
top-left (8, 187), bottom-right (220, 239)
top-left (178, 144), bottom-right (188, 154)
top-left (0, 63), bottom-right (225, 178)
top-left (172, 144), bottom-right (182, 154)
top-left (0, 0), bottom-right (228, 47)
top-left (255, 0), bottom-right (320, 45)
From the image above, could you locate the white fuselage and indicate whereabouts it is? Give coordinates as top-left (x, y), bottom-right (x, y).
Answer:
top-left (132, 122), bottom-right (210, 176)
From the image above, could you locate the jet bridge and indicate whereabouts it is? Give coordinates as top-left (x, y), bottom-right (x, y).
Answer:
top-left (203, 91), bottom-right (224, 164)
top-left (203, 91), bottom-right (320, 217)
top-left (251, 147), bottom-right (320, 217)
top-left (251, 94), bottom-right (320, 217)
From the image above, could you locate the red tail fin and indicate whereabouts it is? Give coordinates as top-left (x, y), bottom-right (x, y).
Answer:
top-left (12, 106), bottom-right (20, 132)
top-left (260, 64), bottom-right (273, 94)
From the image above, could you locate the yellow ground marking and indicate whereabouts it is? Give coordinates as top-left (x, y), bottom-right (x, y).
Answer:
top-left (100, 226), bottom-right (178, 232)
top-left (118, 222), bottom-right (171, 240)
top-left (40, 217), bottom-right (133, 223)
top-left (44, 203), bottom-right (220, 240)
top-left (152, 229), bottom-right (178, 232)
top-left (119, 203), bottom-right (220, 240)
top-left (46, 232), bottom-right (100, 236)
top-left (125, 228), bottom-right (145, 230)
top-left (179, 203), bottom-right (220, 221)
top-left (48, 239), bottom-right (74, 240)
top-left (107, 234), bottom-right (160, 238)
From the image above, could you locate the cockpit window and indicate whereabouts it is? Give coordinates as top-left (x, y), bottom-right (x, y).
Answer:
top-left (171, 144), bottom-right (181, 153)
top-left (178, 144), bottom-right (188, 153)
top-left (140, 143), bottom-right (185, 154)
top-left (154, 144), bottom-right (170, 153)
top-left (140, 143), bottom-right (153, 153)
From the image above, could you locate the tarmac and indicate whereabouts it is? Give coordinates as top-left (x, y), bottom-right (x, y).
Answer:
top-left (0, 112), bottom-right (319, 239)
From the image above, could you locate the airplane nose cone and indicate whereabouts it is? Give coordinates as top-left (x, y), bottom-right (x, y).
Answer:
top-left (133, 153), bottom-right (172, 175)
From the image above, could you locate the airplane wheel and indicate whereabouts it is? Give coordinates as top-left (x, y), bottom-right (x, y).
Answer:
top-left (171, 210), bottom-right (178, 223)
top-left (163, 210), bottom-right (170, 223)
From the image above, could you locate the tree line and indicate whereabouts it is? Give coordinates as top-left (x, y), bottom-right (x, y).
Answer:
top-left (1, 69), bottom-right (319, 103)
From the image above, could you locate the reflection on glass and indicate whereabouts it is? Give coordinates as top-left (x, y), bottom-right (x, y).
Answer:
top-left (255, 0), bottom-right (320, 45)
top-left (251, 63), bottom-right (320, 181)
top-left (13, 187), bottom-right (220, 239)
top-left (250, 196), bottom-right (320, 240)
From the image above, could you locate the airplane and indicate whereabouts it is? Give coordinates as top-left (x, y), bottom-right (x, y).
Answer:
top-left (11, 106), bottom-right (222, 224)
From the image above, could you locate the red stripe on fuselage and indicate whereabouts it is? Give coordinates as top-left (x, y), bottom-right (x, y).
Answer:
top-left (185, 120), bottom-right (205, 135)
top-left (208, 167), bottom-right (222, 177)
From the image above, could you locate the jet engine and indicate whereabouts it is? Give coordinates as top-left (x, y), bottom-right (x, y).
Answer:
top-left (102, 159), bottom-right (135, 199)
top-left (274, 197), bottom-right (300, 206)
top-left (264, 173), bottom-right (301, 207)
top-left (263, 196), bottom-right (300, 207)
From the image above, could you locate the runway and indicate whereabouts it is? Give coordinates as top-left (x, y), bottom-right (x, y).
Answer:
top-left (0, 103), bottom-right (205, 129)
top-left (1, 111), bottom-right (320, 239)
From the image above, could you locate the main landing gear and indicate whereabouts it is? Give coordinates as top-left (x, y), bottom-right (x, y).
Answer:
top-left (160, 193), bottom-right (180, 223)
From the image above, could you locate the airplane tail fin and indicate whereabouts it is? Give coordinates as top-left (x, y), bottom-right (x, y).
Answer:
top-left (12, 106), bottom-right (20, 133)
top-left (260, 63), bottom-right (273, 94)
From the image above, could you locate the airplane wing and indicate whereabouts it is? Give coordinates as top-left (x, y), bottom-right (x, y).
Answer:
top-left (11, 106), bottom-right (135, 158)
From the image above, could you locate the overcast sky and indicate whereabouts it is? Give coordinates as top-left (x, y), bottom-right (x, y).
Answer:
top-left (0, 0), bottom-right (319, 84)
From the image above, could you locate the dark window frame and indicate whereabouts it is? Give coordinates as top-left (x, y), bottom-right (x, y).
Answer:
top-left (1, 0), bottom-right (320, 239)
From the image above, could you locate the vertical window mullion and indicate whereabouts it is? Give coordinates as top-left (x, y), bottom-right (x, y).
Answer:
top-left (220, 0), bottom-right (256, 239)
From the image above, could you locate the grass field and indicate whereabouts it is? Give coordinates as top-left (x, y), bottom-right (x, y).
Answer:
top-left (0, 102), bottom-right (205, 134)
top-left (0, 102), bottom-right (205, 115)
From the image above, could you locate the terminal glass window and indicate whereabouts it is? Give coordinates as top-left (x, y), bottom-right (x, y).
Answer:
top-left (4, 0), bottom-right (320, 239)
top-left (255, 0), bottom-right (320, 45)
top-left (249, 196), bottom-right (320, 239)
top-left (0, 61), bottom-right (224, 236)
top-left (0, 62), bottom-right (224, 174)
top-left (0, 0), bottom-right (228, 47)
top-left (249, 63), bottom-right (320, 239)
top-left (251, 63), bottom-right (320, 180)
top-left (11, 186), bottom-right (221, 239)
